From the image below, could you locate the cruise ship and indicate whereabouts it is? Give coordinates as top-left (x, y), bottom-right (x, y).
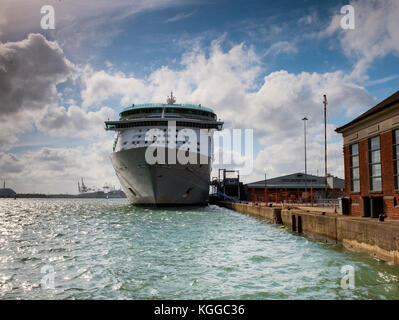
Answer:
top-left (105, 93), bottom-right (223, 205)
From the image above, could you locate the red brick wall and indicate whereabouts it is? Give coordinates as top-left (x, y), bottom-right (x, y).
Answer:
top-left (381, 131), bottom-right (394, 195)
top-left (380, 131), bottom-right (399, 219)
top-left (344, 145), bottom-right (351, 197)
top-left (345, 129), bottom-right (399, 219)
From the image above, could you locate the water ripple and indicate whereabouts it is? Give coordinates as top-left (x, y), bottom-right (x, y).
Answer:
top-left (1, 199), bottom-right (399, 299)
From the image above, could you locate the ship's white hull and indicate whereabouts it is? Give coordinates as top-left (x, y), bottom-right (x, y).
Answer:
top-left (110, 147), bottom-right (211, 205)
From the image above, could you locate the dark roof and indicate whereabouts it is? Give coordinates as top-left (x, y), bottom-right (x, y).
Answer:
top-left (336, 90), bottom-right (399, 133)
top-left (246, 172), bottom-right (344, 189)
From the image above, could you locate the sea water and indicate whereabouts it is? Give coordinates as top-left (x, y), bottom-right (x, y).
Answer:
top-left (1, 198), bottom-right (398, 299)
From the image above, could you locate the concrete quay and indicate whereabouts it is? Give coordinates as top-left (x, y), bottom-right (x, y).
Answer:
top-left (217, 201), bottom-right (399, 265)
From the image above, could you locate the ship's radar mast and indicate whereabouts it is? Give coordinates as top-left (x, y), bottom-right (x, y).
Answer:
top-left (166, 91), bottom-right (176, 104)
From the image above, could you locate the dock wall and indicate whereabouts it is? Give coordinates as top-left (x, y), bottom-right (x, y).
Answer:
top-left (218, 202), bottom-right (399, 265)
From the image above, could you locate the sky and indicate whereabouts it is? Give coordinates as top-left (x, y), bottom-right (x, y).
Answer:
top-left (1, 0), bottom-right (399, 193)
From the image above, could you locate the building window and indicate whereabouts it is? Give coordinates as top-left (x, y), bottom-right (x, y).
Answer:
top-left (394, 130), bottom-right (399, 189)
top-left (369, 136), bottom-right (382, 191)
top-left (350, 143), bottom-right (360, 192)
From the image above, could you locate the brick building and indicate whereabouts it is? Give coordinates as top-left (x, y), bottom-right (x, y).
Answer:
top-left (336, 90), bottom-right (399, 219)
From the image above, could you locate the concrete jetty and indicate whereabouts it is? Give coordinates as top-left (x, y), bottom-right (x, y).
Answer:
top-left (217, 201), bottom-right (399, 265)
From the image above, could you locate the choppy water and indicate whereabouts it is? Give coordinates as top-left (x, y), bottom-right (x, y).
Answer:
top-left (1, 198), bottom-right (399, 300)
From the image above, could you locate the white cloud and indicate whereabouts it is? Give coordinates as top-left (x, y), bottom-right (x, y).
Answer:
top-left (166, 10), bottom-right (196, 23)
top-left (264, 41), bottom-right (297, 56)
top-left (246, 70), bottom-right (374, 145)
top-left (81, 68), bottom-right (148, 108)
top-left (246, 125), bottom-right (344, 184)
top-left (0, 34), bottom-right (115, 150)
top-left (298, 13), bottom-right (317, 25)
top-left (81, 40), bottom-right (261, 110)
top-left (0, 152), bottom-right (23, 174)
top-left (0, 0), bottom-right (187, 53)
top-left (323, 0), bottom-right (399, 81)
top-left (36, 104), bottom-right (115, 139)
top-left (0, 33), bottom-right (74, 116)
top-left (0, 141), bottom-right (120, 194)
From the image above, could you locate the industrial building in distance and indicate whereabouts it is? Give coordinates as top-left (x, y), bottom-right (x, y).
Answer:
top-left (245, 172), bottom-right (344, 203)
top-left (0, 181), bottom-right (16, 198)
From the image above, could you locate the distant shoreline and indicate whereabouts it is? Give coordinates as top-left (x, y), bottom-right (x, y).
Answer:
top-left (1, 191), bottom-right (126, 199)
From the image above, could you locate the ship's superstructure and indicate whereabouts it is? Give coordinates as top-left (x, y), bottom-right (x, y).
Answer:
top-left (105, 93), bottom-right (223, 205)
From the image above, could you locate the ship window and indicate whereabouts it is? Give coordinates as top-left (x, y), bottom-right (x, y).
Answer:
top-left (123, 141), bottom-right (127, 145)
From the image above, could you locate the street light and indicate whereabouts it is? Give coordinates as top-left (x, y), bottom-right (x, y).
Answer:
top-left (302, 117), bottom-right (308, 193)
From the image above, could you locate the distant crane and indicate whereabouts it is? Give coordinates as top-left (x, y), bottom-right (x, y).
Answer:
top-left (78, 177), bottom-right (89, 193)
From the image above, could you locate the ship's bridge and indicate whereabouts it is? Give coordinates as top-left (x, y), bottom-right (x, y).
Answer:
top-left (118, 103), bottom-right (217, 121)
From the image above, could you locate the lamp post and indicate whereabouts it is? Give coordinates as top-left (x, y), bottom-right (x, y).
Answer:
top-left (323, 95), bottom-right (328, 197)
top-left (264, 172), bottom-right (267, 206)
top-left (302, 117), bottom-right (308, 193)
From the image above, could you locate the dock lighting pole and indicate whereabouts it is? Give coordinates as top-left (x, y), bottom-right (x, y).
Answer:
top-left (323, 95), bottom-right (328, 196)
top-left (302, 117), bottom-right (308, 192)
